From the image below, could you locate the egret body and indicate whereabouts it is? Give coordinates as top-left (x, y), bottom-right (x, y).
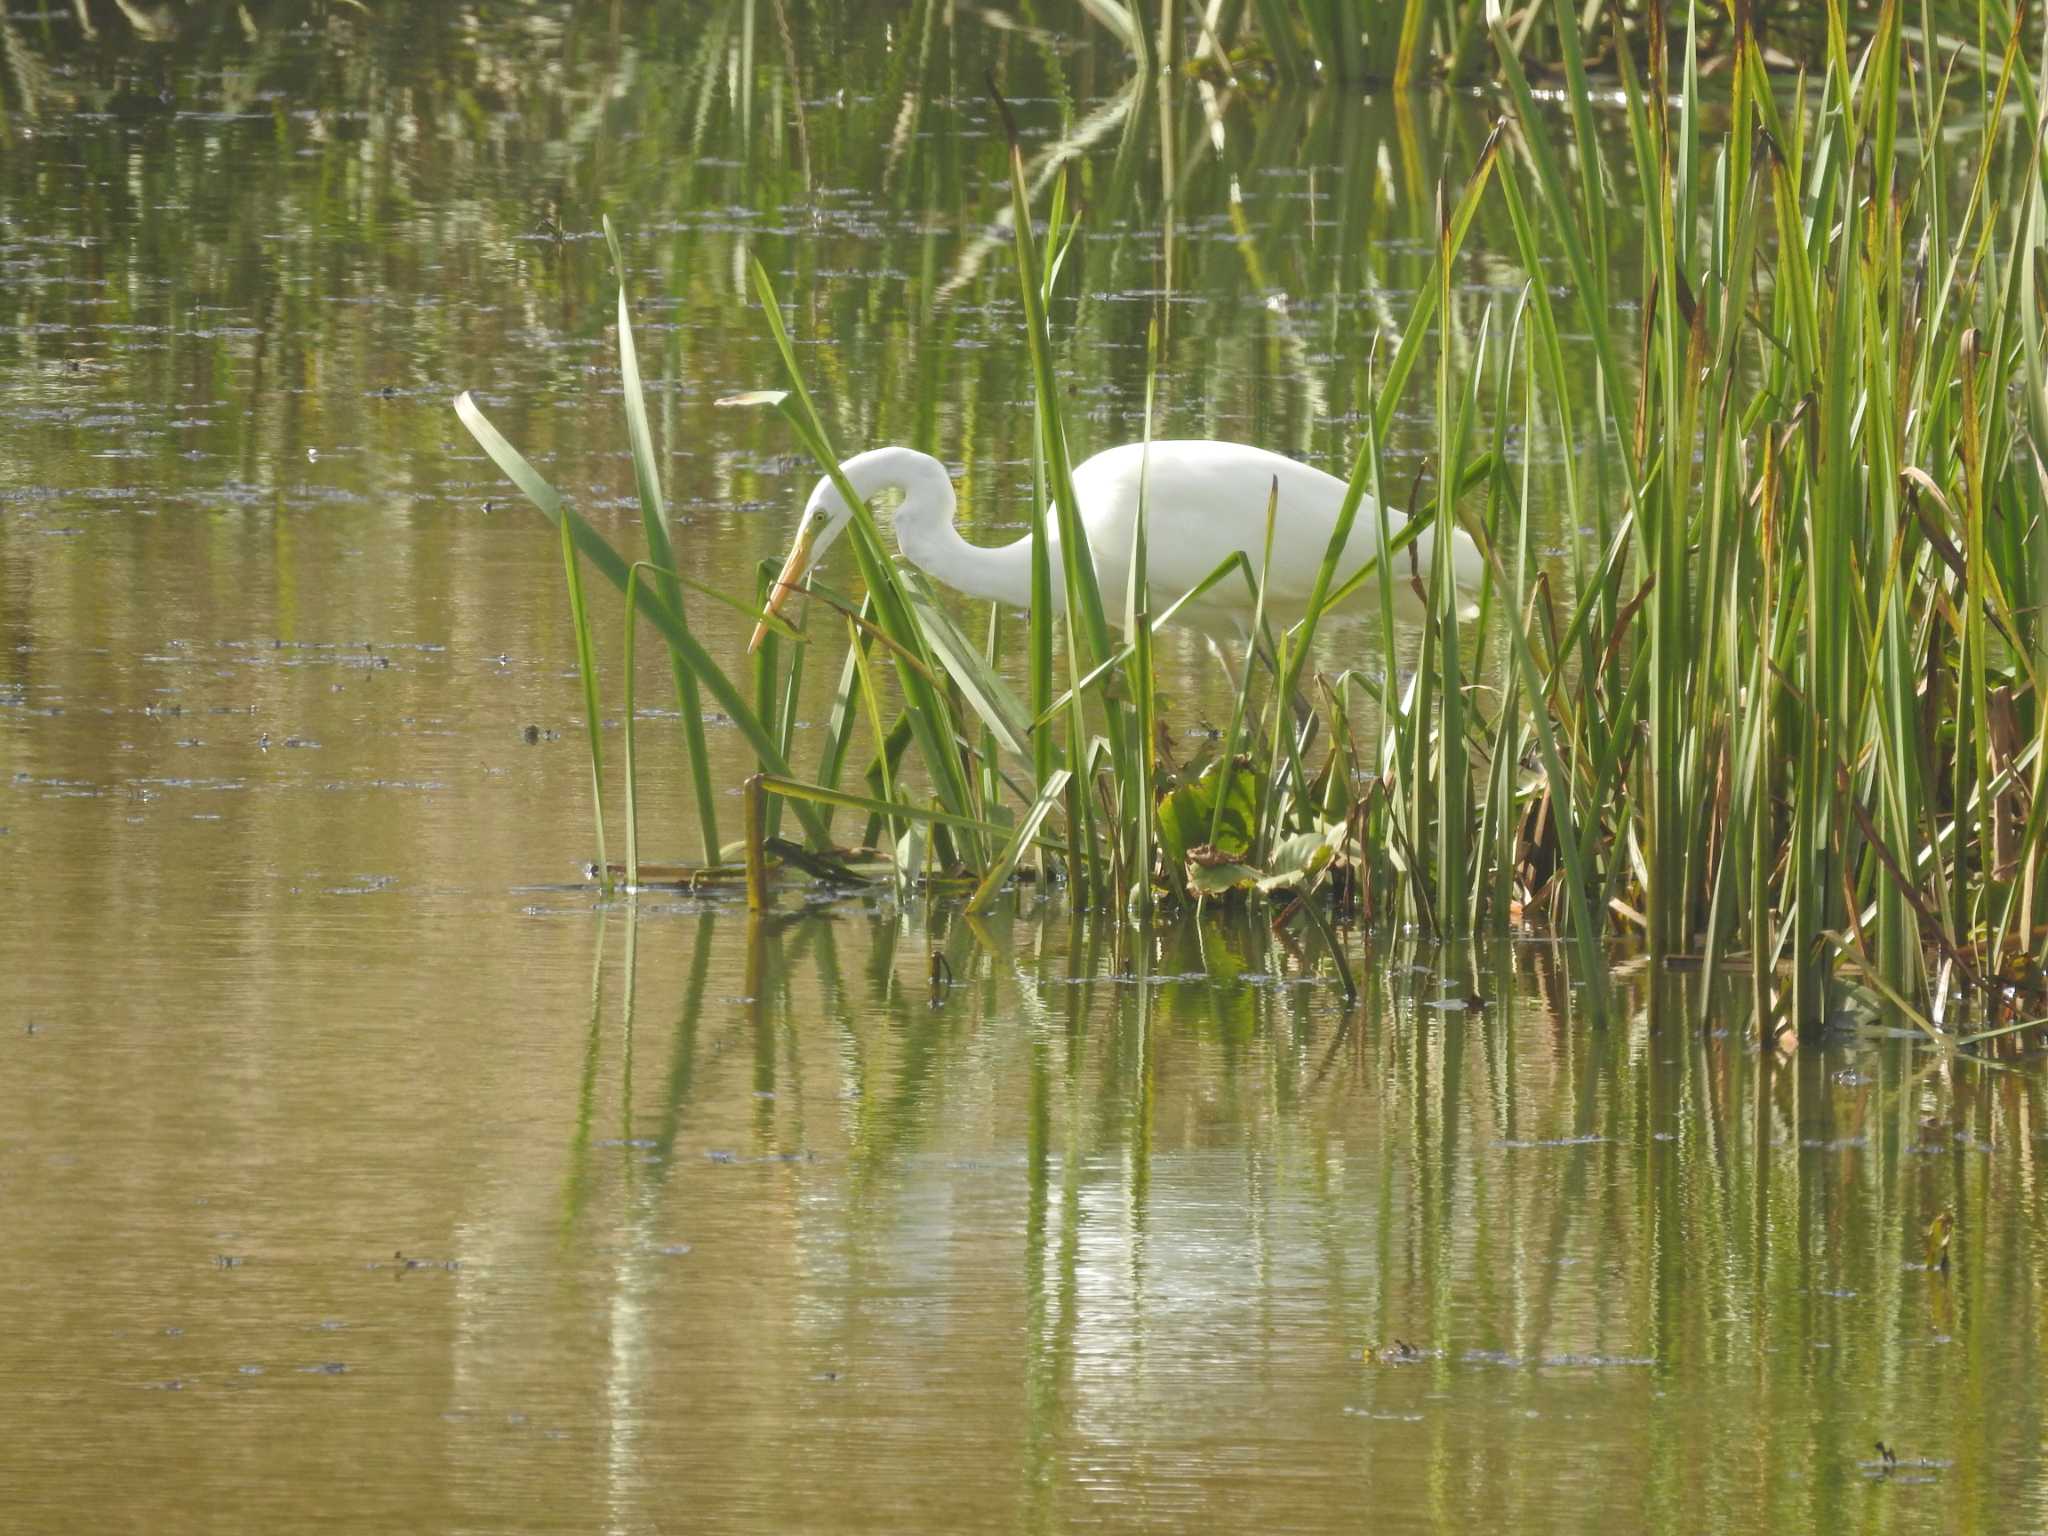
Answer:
top-left (749, 442), bottom-right (1483, 651)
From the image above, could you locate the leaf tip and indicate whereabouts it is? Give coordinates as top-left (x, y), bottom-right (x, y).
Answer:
top-left (986, 72), bottom-right (1021, 149)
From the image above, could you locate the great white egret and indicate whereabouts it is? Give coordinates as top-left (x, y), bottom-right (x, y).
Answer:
top-left (748, 442), bottom-right (1484, 652)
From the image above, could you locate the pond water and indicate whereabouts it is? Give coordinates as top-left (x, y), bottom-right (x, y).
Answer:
top-left (4, 3), bottom-right (2045, 1532)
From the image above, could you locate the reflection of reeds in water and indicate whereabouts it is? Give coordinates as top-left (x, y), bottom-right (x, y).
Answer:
top-left (1197, 0), bottom-right (2003, 84)
top-left (541, 897), bottom-right (2045, 1531)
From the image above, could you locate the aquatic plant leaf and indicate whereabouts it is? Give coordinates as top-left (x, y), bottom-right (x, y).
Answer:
top-left (894, 822), bottom-right (925, 882)
top-left (605, 215), bottom-right (720, 859)
top-left (753, 774), bottom-right (1049, 847)
top-left (1207, 762), bottom-right (1259, 858)
top-left (1185, 855), bottom-right (1260, 897)
top-left (1156, 755), bottom-right (1259, 867)
top-left (1156, 783), bottom-right (1199, 871)
top-left (967, 769), bottom-right (1071, 914)
top-left (899, 570), bottom-right (1031, 758)
top-left (1256, 830), bottom-right (1335, 894)
top-left (1186, 866), bottom-right (1257, 898)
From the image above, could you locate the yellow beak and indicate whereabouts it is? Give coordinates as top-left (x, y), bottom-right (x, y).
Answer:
top-left (748, 520), bottom-right (820, 654)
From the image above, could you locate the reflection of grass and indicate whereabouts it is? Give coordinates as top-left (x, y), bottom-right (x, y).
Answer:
top-left (462, 5), bottom-right (2048, 1042)
top-left (1219, 0), bottom-right (2009, 83)
top-left (537, 886), bottom-right (2039, 1531)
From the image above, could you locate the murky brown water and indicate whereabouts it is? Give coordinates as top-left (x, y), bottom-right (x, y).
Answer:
top-left (5, 3), bottom-right (2046, 1532)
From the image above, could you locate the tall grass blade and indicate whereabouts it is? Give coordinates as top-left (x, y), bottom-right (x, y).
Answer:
top-left (452, 391), bottom-right (832, 849)
top-left (967, 769), bottom-right (1073, 915)
top-left (604, 217), bottom-right (721, 860)
top-left (558, 511), bottom-right (610, 894)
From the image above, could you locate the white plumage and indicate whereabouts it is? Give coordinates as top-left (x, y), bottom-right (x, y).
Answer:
top-left (750, 442), bottom-right (1483, 651)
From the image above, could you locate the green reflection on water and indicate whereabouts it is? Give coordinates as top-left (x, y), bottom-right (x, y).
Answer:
top-left (514, 902), bottom-right (2039, 1533)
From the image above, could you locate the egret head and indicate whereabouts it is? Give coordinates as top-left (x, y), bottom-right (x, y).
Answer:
top-left (750, 473), bottom-right (857, 653)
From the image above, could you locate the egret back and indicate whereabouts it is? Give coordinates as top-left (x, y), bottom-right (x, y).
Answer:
top-left (1068, 441), bottom-right (1482, 630)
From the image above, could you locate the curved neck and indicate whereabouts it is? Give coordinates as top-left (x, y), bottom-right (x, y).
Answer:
top-left (842, 447), bottom-right (1034, 608)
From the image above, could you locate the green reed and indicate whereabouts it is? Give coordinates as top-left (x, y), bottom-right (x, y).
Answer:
top-left (457, 0), bottom-right (2048, 1040)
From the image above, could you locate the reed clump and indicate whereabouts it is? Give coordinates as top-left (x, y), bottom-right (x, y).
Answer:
top-left (458, 1), bottom-right (2048, 1044)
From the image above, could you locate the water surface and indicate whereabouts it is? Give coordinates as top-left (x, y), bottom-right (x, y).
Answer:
top-left (3, 5), bottom-right (2042, 1532)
